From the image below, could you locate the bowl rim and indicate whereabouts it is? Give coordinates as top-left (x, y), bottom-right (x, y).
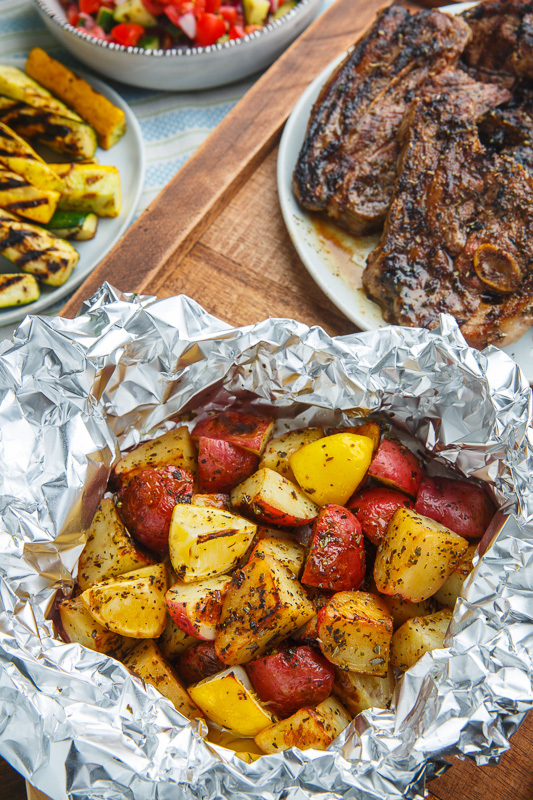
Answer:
top-left (33, 0), bottom-right (318, 58)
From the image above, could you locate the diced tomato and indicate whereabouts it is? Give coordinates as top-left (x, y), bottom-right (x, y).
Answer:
top-left (142, 0), bottom-right (166, 13)
top-left (220, 5), bottom-right (237, 25)
top-left (205, 0), bottom-right (221, 11)
top-left (111, 22), bottom-right (146, 46)
top-left (229, 23), bottom-right (245, 38)
top-left (66, 4), bottom-right (80, 25)
top-left (86, 24), bottom-right (110, 39)
top-left (79, 0), bottom-right (103, 14)
top-left (163, 0), bottom-right (205, 11)
top-left (194, 11), bottom-right (226, 45)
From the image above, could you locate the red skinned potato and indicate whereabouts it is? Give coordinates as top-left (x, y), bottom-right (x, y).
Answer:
top-left (177, 640), bottom-right (226, 686)
top-left (247, 645), bottom-right (335, 718)
top-left (231, 468), bottom-right (318, 527)
top-left (118, 465), bottom-right (193, 553)
top-left (165, 575), bottom-right (232, 640)
top-left (301, 505), bottom-right (365, 591)
top-left (415, 476), bottom-right (495, 539)
top-left (197, 437), bottom-right (259, 494)
top-left (368, 438), bottom-right (423, 497)
top-left (348, 487), bottom-right (414, 545)
top-left (192, 411), bottom-right (274, 456)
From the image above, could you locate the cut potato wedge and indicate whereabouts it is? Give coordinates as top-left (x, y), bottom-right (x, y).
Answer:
top-left (216, 554), bottom-right (315, 665)
top-left (59, 596), bottom-right (135, 657)
top-left (188, 666), bottom-right (276, 736)
top-left (258, 427), bottom-right (324, 482)
top-left (165, 575), bottom-right (231, 640)
top-left (254, 696), bottom-right (351, 754)
top-left (333, 665), bottom-right (395, 716)
top-left (317, 591), bottom-right (393, 676)
top-left (433, 542), bottom-right (477, 607)
top-left (390, 609), bottom-right (453, 671)
top-left (78, 497), bottom-right (154, 591)
top-left (380, 594), bottom-right (437, 631)
top-left (231, 468), bottom-right (318, 527)
top-left (81, 564), bottom-right (168, 638)
top-left (112, 426), bottom-right (197, 485)
top-left (124, 640), bottom-right (202, 719)
top-left (169, 506), bottom-right (256, 583)
top-left (248, 536), bottom-right (305, 577)
top-left (374, 507), bottom-right (469, 602)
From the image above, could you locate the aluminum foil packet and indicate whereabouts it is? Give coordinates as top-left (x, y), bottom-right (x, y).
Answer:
top-left (0, 283), bottom-right (532, 800)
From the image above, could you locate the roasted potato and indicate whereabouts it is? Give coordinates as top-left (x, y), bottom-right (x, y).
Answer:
top-left (301, 504), bottom-right (365, 591)
top-left (347, 486), bottom-right (414, 545)
top-left (368, 438), bottom-right (424, 497)
top-left (333, 664), bottom-right (395, 716)
top-left (165, 575), bottom-right (231, 640)
top-left (258, 427), bottom-right (324, 482)
top-left (111, 426), bottom-right (197, 488)
top-left (231, 467), bottom-right (318, 527)
top-left (192, 411), bottom-right (274, 456)
top-left (176, 640), bottom-right (226, 685)
top-left (415, 476), bottom-right (495, 539)
top-left (254, 696), bottom-right (351, 754)
top-left (390, 609), bottom-right (453, 671)
top-left (197, 436), bottom-right (258, 493)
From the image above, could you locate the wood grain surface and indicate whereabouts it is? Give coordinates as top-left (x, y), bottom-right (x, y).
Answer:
top-left (2, 0), bottom-right (533, 797)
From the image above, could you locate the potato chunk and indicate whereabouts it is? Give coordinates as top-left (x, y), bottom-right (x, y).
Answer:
top-left (248, 536), bottom-right (305, 577)
top-left (215, 554), bottom-right (315, 665)
top-left (317, 591), bottom-right (393, 676)
top-left (231, 468), bottom-right (318, 527)
top-left (169, 505), bottom-right (256, 583)
top-left (254, 696), bottom-right (351, 754)
top-left (59, 596), bottom-right (134, 657)
top-left (124, 640), bottom-right (201, 720)
top-left (258, 427), bottom-right (324, 482)
top-left (374, 507), bottom-right (469, 602)
top-left (158, 615), bottom-right (196, 660)
top-left (333, 665), bottom-right (395, 716)
top-left (81, 564), bottom-right (168, 638)
top-left (188, 666), bottom-right (275, 736)
top-left (433, 543), bottom-right (477, 607)
top-left (78, 497), bottom-right (154, 591)
top-left (111, 426), bottom-right (197, 486)
top-left (390, 609), bottom-right (453, 671)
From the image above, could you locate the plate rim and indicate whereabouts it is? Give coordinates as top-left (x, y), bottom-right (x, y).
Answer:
top-left (0, 56), bottom-right (145, 327)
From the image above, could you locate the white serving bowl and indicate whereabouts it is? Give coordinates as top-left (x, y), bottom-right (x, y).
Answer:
top-left (32, 0), bottom-right (322, 91)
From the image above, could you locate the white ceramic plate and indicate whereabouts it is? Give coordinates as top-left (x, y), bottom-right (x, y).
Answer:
top-left (0, 57), bottom-right (144, 326)
top-left (277, 3), bottom-right (533, 382)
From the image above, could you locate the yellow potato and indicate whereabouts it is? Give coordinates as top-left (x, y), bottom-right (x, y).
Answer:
top-left (81, 564), bottom-right (168, 638)
top-left (188, 666), bottom-right (275, 736)
top-left (289, 433), bottom-right (374, 506)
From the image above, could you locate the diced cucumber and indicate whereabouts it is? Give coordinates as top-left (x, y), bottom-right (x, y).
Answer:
top-left (113, 0), bottom-right (158, 27)
top-left (139, 34), bottom-right (160, 50)
top-left (243, 0), bottom-right (270, 26)
top-left (273, 1), bottom-right (296, 20)
top-left (96, 7), bottom-right (115, 33)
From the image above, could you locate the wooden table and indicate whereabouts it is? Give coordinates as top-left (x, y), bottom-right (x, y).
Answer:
top-left (2, 0), bottom-right (533, 797)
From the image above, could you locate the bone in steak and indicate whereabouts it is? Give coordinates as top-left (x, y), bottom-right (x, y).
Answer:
top-left (293, 8), bottom-right (472, 235)
top-left (362, 71), bottom-right (533, 350)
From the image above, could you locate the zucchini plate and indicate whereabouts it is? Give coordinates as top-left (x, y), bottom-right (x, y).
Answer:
top-left (51, 162), bottom-right (121, 217)
top-left (0, 167), bottom-right (59, 223)
top-left (0, 122), bottom-right (64, 193)
top-left (0, 96), bottom-right (97, 160)
top-left (0, 208), bottom-right (79, 286)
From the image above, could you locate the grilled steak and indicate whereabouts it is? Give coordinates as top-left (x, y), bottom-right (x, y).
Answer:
top-left (462, 0), bottom-right (533, 79)
top-left (293, 8), bottom-right (472, 235)
top-left (362, 71), bottom-right (533, 349)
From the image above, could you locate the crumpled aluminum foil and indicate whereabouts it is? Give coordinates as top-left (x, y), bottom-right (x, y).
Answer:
top-left (0, 283), bottom-right (532, 800)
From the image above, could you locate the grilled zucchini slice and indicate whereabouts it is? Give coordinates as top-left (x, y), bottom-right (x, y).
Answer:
top-left (0, 65), bottom-right (82, 122)
top-left (0, 96), bottom-right (97, 160)
top-left (51, 162), bottom-right (121, 217)
top-left (0, 123), bottom-right (64, 193)
top-left (0, 167), bottom-right (59, 223)
top-left (26, 48), bottom-right (126, 150)
top-left (0, 273), bottom-right (39, 307)
top-left (0, 208), bottom-right (79, 286)
top-left (44, 210), bottom-right (98, 241)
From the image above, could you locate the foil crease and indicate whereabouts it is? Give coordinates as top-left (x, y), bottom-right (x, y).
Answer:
top-left (0, 283), bottom-right (532, 800)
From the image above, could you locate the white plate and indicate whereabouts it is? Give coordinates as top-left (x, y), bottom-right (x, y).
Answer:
top-left (277, 3), bottom-right (533, 382)
top-left (0, 57), bottom-right (144, 326)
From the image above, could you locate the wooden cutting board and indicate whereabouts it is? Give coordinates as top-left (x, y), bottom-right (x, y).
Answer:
top-left (2, 0), bottom-right (533, 797)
